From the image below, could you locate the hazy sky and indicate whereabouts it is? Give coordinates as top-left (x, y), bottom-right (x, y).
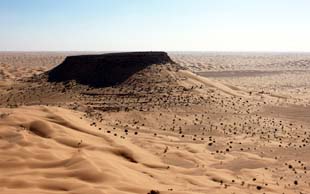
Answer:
top-left (1, 0), bottom-right (310, 52)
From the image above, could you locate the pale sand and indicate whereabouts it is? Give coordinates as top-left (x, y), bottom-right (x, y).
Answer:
top-left (0, 52), bottom-right (310, 194)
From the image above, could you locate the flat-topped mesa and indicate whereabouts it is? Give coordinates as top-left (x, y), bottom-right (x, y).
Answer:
top-left (48, 52), bottom-right (176, 87)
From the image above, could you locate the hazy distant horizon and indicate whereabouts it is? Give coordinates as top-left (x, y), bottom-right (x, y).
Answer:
top-left (1, 0), bottom-right (310, 52)
top-left (2, 51), bottom-right (310, 55)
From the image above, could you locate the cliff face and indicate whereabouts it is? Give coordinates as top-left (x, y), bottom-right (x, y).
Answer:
top-left (48, 52), bottom-right (175, 87)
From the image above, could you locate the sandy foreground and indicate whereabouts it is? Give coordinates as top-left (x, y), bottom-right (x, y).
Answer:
top-left (0, 52), bottom-right (310, 194)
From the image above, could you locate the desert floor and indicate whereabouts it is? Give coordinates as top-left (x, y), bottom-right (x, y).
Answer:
top-left (0, 52), bottom-right (310, 194)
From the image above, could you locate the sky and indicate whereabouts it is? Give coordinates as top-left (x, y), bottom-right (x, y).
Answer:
top-left (1, 0), bottom-right (310, 52)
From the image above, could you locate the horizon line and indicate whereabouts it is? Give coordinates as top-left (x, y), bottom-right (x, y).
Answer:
top-left (1, 50), bottom-right (310, 54)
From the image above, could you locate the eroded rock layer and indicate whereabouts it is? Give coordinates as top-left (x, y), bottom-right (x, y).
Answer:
top-left (48, 52), bottom-right (175, 87)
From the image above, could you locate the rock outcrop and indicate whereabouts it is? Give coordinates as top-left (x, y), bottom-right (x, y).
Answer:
top-left (48, 52), bottom-right (175, 87)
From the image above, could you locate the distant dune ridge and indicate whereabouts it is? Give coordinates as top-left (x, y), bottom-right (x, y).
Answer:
top-left (48, 52), bottom-right (176, 87)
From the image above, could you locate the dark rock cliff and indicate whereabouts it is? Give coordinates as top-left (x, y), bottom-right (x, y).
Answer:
top-left (48, 52), bottom-right (175, 87)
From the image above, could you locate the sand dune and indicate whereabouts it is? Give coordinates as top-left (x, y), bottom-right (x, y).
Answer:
top-left (177, 70), bottom-right (248, 97)
top-left (2, 105), bottom-right (309, 194)
top-left (0, 106), bottom-right (170, 194)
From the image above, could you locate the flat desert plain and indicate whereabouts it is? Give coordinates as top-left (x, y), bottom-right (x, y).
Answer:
top-left (0, 52), bottom-right (310, 194)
